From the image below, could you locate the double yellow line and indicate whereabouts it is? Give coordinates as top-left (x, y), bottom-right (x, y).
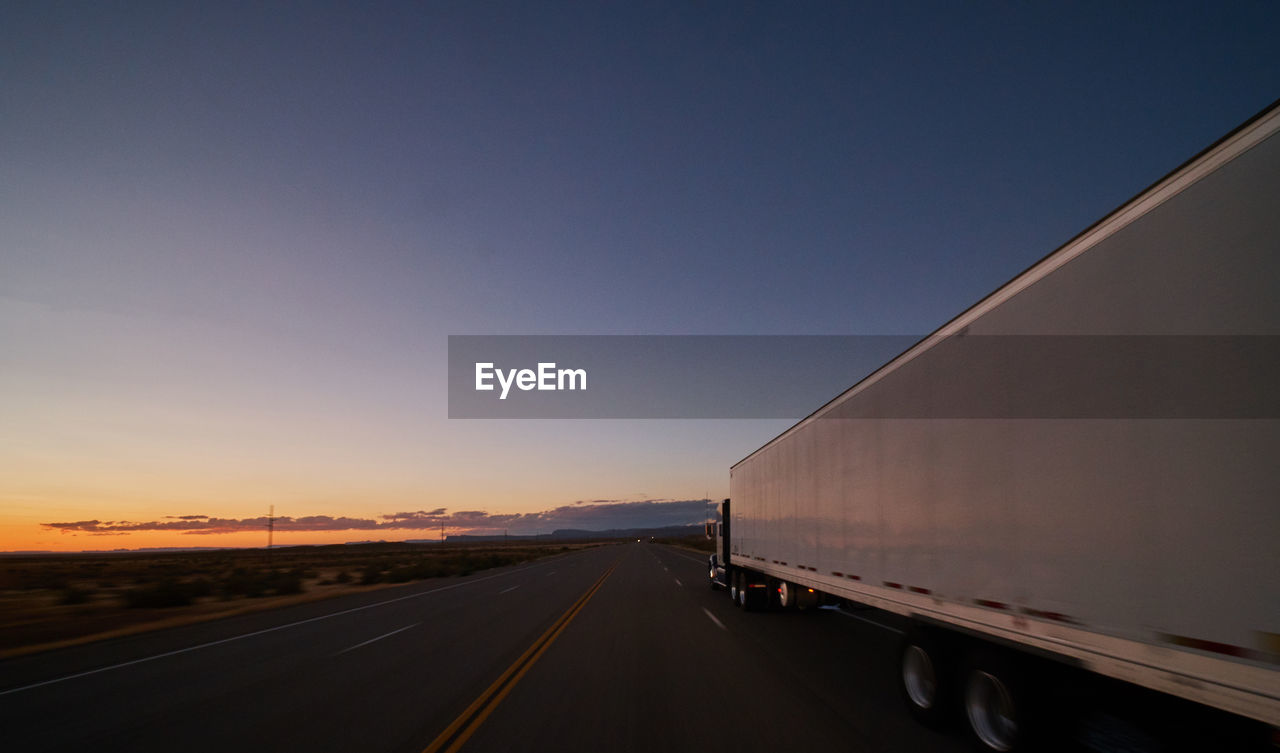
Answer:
top-left (421, 561), bottom-right (618, 753)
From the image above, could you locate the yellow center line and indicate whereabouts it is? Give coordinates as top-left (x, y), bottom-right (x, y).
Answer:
top-left (421, 560), bottom-right (619, 753)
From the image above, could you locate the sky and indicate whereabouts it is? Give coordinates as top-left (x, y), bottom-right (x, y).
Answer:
top-left (2, 2), bottom-right (1278, 551)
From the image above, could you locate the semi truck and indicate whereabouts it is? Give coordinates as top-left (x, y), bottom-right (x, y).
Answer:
top-left (707, 100), bottom-right (1279, 751)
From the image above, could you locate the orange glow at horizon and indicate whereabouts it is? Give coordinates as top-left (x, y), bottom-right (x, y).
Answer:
top-left (0, 522), bottom-right (491, 553)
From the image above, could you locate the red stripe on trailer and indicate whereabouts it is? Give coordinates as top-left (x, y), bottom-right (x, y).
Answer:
top-left (975, 599), bottom-right (1009, 610)
top-left (1161, 633), bottom-right (1255, 660)
top-left (846, 574), bottom-right (861, 581)
top-left (1020, 607), bottom-right (1079, 625)
top-left (832, 571), bottom-right (844, 577)
top-left (908, 586), bottom-right (931, 595)
top-left (884, 581), bottom-right (903, 589)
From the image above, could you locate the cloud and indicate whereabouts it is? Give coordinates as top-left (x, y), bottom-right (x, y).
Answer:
top-left (41, 499), bottom-right (712, 537)
top-left (47, 520), bottom-right (103, 533)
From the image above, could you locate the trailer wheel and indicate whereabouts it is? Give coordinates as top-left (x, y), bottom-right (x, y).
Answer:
top-left (962, 651), bottom-right (1031, 752)
top-left (777, 580), bottom-right (792, 609)
top-left (742, 576), bottom-right (765, 612)
top-left (900, 627), bottom-right (951, 729)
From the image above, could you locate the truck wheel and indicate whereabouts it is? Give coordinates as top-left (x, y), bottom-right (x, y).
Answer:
top-left (742, 577), bottom-right (765, 612)
top-left (709, 565), bottom-right (719, 590)
top-left (731, 572), bottom-right (744, 607)
top-left (778, 580), bottom-right (797, 610)
top-left (900, 627), bottom-right (950, 729)
top-left (962, 652), bottom-right (1030, 752)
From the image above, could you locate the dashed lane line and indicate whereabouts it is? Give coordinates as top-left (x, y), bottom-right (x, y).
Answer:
top-left (335, 624), bottom-right (419, 656)
top-left (1, 558), bottom-right (567, 697)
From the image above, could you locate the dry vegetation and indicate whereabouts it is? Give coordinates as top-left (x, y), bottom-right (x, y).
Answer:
top-left (0, 540), bottom-right (603, 657)
top-left (648, 533), bottom-right (714, 553)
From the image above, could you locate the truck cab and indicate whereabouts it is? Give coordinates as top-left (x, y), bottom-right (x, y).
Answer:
top-left (706, 499), bottom-right (730, 590)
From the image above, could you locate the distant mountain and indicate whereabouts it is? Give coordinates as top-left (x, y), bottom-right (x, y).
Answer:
top-left (443, 523), bottom-right (703, 543)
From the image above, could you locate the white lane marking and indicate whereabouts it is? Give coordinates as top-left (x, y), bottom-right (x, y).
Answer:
top-left (674, 579), bottom-right (683, 587)
top-left (546, 571), bottom-right (557, 577)
top-left (334, 624), bottom-right (418, 656)
top-left (702, 608), bottom-right (727, 631)
top-left (0, 558), bottom-right (564, 697)
top-left (498, 585), bottom-right (520, 595)
top-left (830, 607), bottom-right (904, 635)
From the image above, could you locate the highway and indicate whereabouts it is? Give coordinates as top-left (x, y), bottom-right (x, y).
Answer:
top-left (0, 543), bottom-right (966, 753)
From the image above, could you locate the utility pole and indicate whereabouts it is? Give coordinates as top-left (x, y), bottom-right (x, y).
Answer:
top-left (267, 505), bottom-right (275, 570)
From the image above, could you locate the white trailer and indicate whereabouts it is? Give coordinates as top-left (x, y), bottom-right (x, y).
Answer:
top-left (709, 101), bottom-right (1279, 751)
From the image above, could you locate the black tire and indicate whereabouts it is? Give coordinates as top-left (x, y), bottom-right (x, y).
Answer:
top-left (742, 575), bottom-right (764, 612)
top-left (731, 572), bottom-right (744, 608)
top-left (962, 649), bottom-right (1033, 752)
top-left (900, 626), bottom-right (952, 729)
top-left (778, 580), bottom-right (797, 610)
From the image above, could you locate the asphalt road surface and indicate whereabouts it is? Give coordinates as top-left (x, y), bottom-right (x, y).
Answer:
top-left (0, 543), bottom-right (971, 752)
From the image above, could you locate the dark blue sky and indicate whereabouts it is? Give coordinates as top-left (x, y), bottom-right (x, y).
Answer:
top-left (3, 2), bottom-right (1278, 545)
